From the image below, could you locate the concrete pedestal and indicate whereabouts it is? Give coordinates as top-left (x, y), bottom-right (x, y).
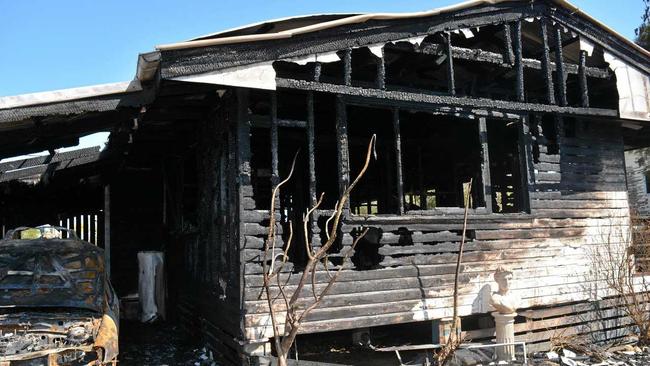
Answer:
top-left (492, 312), bottom-right (517, 361)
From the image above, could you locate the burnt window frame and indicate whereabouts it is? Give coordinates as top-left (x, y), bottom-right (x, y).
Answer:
top-left (336, 97), bottom-right (532, 217)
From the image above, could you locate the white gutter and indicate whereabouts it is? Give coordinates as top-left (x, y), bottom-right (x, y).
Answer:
top-left (155, 0), bottom-right (650, 60)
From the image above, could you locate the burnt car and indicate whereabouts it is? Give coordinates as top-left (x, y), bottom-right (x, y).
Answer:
top-left (0, 226), bottom-right (118, 365)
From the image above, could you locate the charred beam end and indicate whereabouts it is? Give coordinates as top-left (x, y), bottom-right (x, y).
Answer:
top-left (579, 50), bottom-right (589, 108)
top-left (307, 92), bottom-right (317, 208)
top-left (411, 43), bottom-right (610, 78)
top-left (376, 46), bottom-right (386, 90)
top-left (446, 32), bottom-right (456, 96)
top-left (275, 78), bottom-right (618, 118)
top-left (555, 28), bottom-right (568, 106)
top-left (392, 108), bottom-right (404, 215)
top-left (513, 21), bottom-right (525, 102)
top-left (540, 18), bottom-right (556, 105)
top-left (503, 23), bottom-right (515, 65)
top-left (343, 49), bottom-right (352, 86)
top-left (270, 93), bottom-right (279, 186)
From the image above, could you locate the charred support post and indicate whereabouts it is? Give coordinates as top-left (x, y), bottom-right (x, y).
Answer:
top-left (579, 50), bottom-right (589, 107)
top-left (344, 49), bottom-right (352, 86)
top-left (518, 116), bottom-right (534, 212)
top-left (513, 20), bottom-right (524, 102)
top-left (270, 93), bottom-right (279, 186)
top-left (555, 28), bottom-right (568, 106)
top-left (503, 23), bottom-right (515, 65)
top-left (446, 32), bottom-right (456, 96)
top-left (313, 62), bottom-right (322, 82)
top-left (392, 108), bottom-right (404, 214)
top-left (335, 96), bottom-right (350, 211)
top-left (478, 118), bottom-right (492, 213)
top-left (376, 46), bottom-right (386, 90)
top-left (307, 92), bottom-right (317, 207)
top-left (540, 18), bottom-right (556, 105)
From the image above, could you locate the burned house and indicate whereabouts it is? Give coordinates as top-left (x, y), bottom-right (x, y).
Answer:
top-left (1, 0), bottom-right (650, 364)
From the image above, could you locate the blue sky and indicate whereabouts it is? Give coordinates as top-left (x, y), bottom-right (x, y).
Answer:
top-left (0, 0), bottom-right (646, 97)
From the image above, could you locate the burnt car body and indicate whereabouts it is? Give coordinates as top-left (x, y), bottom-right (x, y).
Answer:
top-left (0, 226), bottom-right (118, 365)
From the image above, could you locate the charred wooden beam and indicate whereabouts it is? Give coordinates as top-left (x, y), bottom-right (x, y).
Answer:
top-left (478, 118), bottom-right (492, 213)
top-left (276, 78), bottom-right (618, 118)
top-left (539, 18), bottom-right (556, 105)
top-left (503, 23), bottom-right (515, 65)
top-left (313, 62), bottom-right (322, 82)
top-left (518, 115), bottom-right (534, 212)
top-left (407, 43), bottom-right (610, 78)
top-left (579, 50), bottom-right (589, 108)
top-left (446, 32), bottom-right (456, 96)
top-left (335, 96), bottom-right (350, 202)
top-left (343, 49), bottom-right (352, 86)
top-left (376, 46), bottom-right (386, 90)
top-left (555, 28), bottom-right (568, 106)
top-left (270, 93), bottom-right (279, 186)
top-left (392, 108), bottom-right (404, 215)
top-left (250, 115), bottom-right (307, 129)
top-left (513, 20), bottom-right (525, 102)
top-left (307, 92), bottom-right (317, 207)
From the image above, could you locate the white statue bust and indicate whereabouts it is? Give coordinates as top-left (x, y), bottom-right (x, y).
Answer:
top-left (489, 266), bottom-right (520, 314)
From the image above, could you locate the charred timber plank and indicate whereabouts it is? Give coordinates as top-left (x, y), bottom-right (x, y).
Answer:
top-left (503, 23), bottom-right (514, 65)
top-left (513, 20), bottom-right (524, 102)
top-left (555, 27), bottom-right (568, 106)
top-left (410, 43), bottom-right (610, 78)
top-left (579, 50), bottom-right (589, 107)
top-left (270, 93), bottom-right (279, 185)
top-left (446, 32), bottom-right (455, 96)
top-left (393, 108), bottom-right (405, 214)
top-left (376, 46), bottom-right (386, 90)
top-left (479, 118), bottom-right (493, 213)
top-left (307, 92), bottom-right (317, 207)
top-left (539, 18), bottom-right (556, 105)
top-left (343, 49), bottom-right (352, 86)
top-left (275, 79), bottom-right (618, 118)
top-left (336, 96), bottom-right (350, 204)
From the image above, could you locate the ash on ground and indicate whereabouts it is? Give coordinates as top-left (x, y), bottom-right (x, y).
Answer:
top-left (119, 320), bottom-right (219, 366)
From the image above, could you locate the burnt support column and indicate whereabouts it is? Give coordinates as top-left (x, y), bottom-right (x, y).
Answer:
top-left (313, 62), bottom-right (322, 82)
top-left (579, 50), bottom-right (589, 107)
top-left (555, 28), bottom-right (567, 106)
top-left (104, 184), bottom-right (111, 279)
top-left (376, 46), bottom-right (386, 90)
top-left (335, 96), bottom-right (350, 208)
top-left (540, 18), bottom-right (556, 105)
top-left (270, 93), bottom-right (279, 186)
top-left (446, 32), bottom-right (456, 96)
top-left (307, 92), bottom-right (317, 207)
top-left (343, 49), bottom-right (352, 86)
top-left (392, 108), bottom-right (404, 214)
top-left (513, 20), bottom-right (525, 102)
top-left (478, 118), bottom-right (493, 213)
top-left (503, 23), bottom-right (515, 65)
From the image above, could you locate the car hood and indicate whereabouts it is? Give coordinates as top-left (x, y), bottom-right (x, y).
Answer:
top-left (0, 239), bottom-right (105, 312)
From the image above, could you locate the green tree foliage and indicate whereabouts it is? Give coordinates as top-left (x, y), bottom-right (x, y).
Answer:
top-left (637, 0), bottom-right (650, 50)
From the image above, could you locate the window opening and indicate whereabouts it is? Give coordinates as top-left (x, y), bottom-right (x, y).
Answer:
top-left (487, 119), bottom-right (526, 213)
top-left (400, 112), bottom-right (484, 210)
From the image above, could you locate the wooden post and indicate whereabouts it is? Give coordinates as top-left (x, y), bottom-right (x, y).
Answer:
top-left (307, 92), bottom-right (317, 208)
top-left (513, 20), bottom-right (524, 102)
top-left (392, 108), bottom-right (404, 214)
top-left (270, 93), bottom-right (279, 186)
top-left (446, 32), bottom-right (456, 96)
top-left (517, 116), bottom-right (534, 212)
top-left (479, 118), bottom-right (493, 213)
top-left (104, 185), bottom-right (111, 279)
top-left (376, 46), bottom-right (386, 90)
top-left (579, 50), bottom-right (589, 107)
top-left (335, 96), bottom-right (350, 206)
top-left (555, 28), bottom-right (567, 106)
top-left (503, 23), bottom-right (515, 65)
top-left (343, 49), bottom-right (352, 86)
top-left (313, 62), bottom-right (322, 82)
top-left (539, 18), bottom-right (556, 105)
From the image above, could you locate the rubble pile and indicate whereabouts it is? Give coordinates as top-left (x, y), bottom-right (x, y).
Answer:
top-left (530, 345), bottom-right (650, 366)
